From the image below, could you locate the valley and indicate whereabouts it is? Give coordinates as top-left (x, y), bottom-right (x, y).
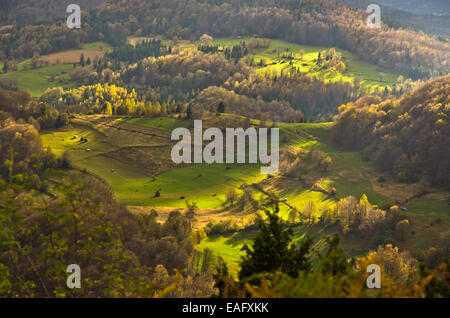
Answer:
top-left (1, 0), bottom-right (448, 299)
top-left (40, 113), bottom-right (450, 277)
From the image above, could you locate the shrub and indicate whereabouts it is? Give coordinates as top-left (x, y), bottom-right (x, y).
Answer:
top-left (395, 219), bottom-right (410, 241)
top-left (59, 151), bottom-right (72, 169)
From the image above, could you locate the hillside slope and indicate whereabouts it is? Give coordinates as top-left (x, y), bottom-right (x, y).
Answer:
top-left (333, 75), bottom-right (450, 188)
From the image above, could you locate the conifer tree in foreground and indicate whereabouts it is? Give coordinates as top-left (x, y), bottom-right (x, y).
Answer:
top-left (239, 203), bottom-right (313, 282)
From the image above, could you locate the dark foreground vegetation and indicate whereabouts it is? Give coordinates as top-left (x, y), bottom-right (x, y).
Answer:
top-left (0, 114), bottom-right (215, 297)
top-left (215, 204), bottom-right (450, 297)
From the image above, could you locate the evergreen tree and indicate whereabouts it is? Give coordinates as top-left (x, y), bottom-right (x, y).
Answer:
top-left (80, 53), bottom-right (85, 67)
top-left (186, 103), bottom-right (193, 119)
top-left (213, 257), bottom-right (230, 298)
top-left (217, 101), bottom-right (225, 113)
top-left (419, 260), bottom-right (450, 298)
top-left (239, 204), bottom-right (313, 283)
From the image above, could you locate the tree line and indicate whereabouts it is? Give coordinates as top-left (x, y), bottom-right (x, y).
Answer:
top-left (0, 89), bottom-right (69, 130)
top-left (106, 39), bottom-right (171, 63)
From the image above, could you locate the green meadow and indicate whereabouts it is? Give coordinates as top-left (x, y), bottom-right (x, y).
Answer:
top-left (41, 117), bottom-right (265, 209)
top-left (0, 41), bottom-right (112, 97)
top-left (0, 63), bottom-right (76, 97)
top-left (118, 117), bottom-right (185, 132)
top-left (401, 197), bottom-right (450, 256)
top-left (40, 115), bottom-right (447, 213)
top-left (105, 162), bottom-right (264, 208)
top-left (197, 231), bottom-right (255, 277)
top-left (81, 41), bottom-right (113, 52)
top-left (40, 115), bottom-right (449, 274)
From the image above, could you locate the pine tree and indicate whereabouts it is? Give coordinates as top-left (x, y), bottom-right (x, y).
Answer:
top-left (238, 204), bottom-right (313, 283)
top-left (217, 101), bottom-right (225, 113)
top-left (80, 54), bottom-right (85, 67)
top-left (186, 103), bottom-right (193, 119)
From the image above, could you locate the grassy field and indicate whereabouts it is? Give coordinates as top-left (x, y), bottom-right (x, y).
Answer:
top-left (41, 116), bottom-right (266, 208)
top-left (127, 36), bottom-right (196, 50)
top-left (0, 42), bottom-right (112, 96)
top-left (81, 42), bottom-right (112, 51)
top-left (197, 231), bottom-right (255, 277)
top-left (401, 195), bottom-right (450, 256)
top-left (40, 114), bottom-right (447, 213)
top-left (40, 114), bottom-right (449, 275)
top-left (39, 49), bottom-right (105, 65)
top-left (127, 36), bottom-right (153, 46)
top-left (108, 162), bottom-right (264, 208)
top-left (39, 42), bottom-right (111, 65)
top-left (196, 195), bottom-right (449, 277)
top-left (0, 63), bottom-right (76, 97)
top-left (119, 117), bottom-right (185, 132)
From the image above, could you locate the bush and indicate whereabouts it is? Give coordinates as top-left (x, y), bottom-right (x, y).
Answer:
top-left (377, 176), bottom-right (386, 183)
top-left (205, 219), bottom-right (240, 235)
top-left (424, 247), bottom-right (441, 269)
top-left (59, 151), bottom-right (72, 169)
top-left (39, 179), bottom-right (49, 192)
top-left (395, 219), bottom-right (410, 241)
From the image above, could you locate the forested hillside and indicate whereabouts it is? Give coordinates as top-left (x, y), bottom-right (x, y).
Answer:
top-left (1, 0), bottom-right (449, 79)
top-left (333, 75), bottom-right (450, 188)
